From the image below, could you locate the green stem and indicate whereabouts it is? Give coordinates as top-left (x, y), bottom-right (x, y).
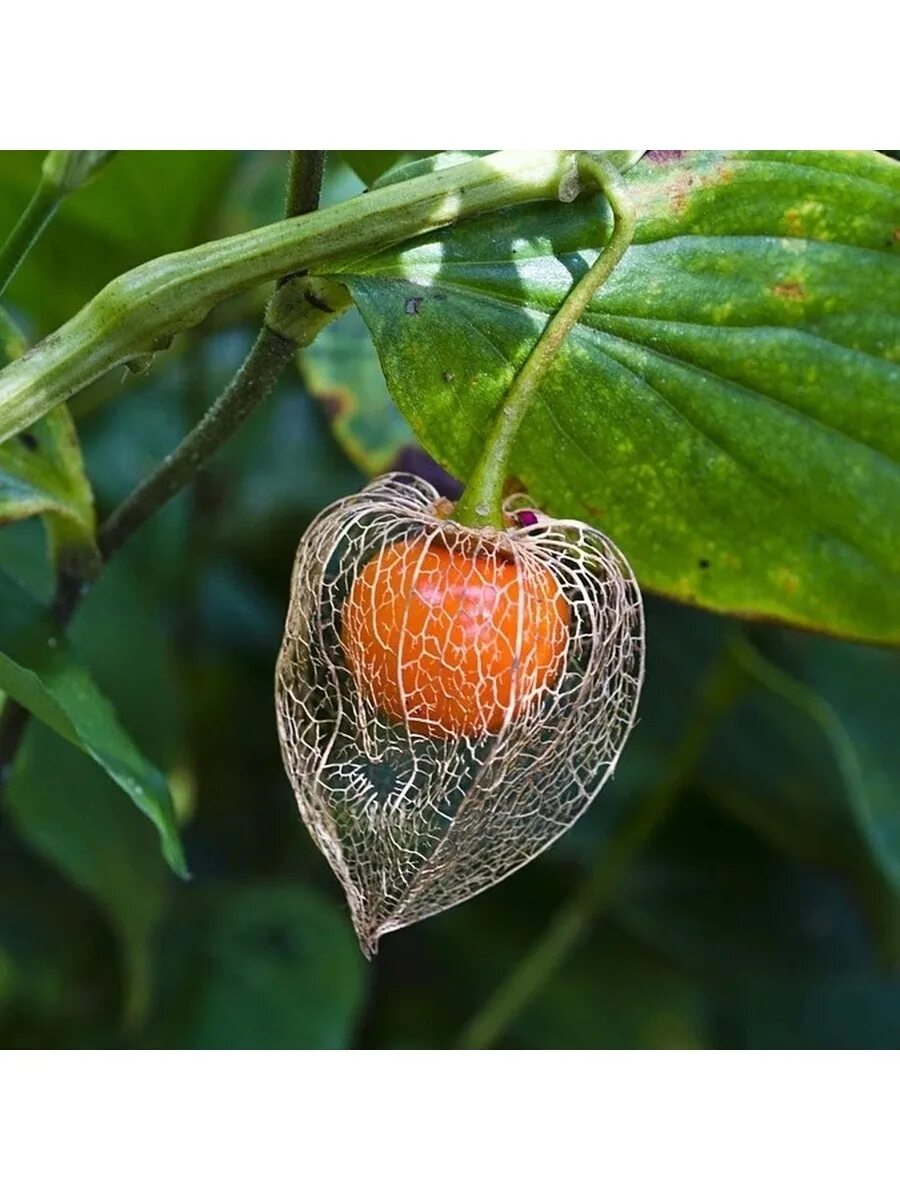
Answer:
top-left (0, 152), bottom-right (115, 302)
top-left (0, 176), bottom-right (61, 300)
top-left (454, 154), bottom-right (637, 528)
top-left (456, 643), bottom-right (744, 1050)
top-left (0, 151), bottom-right (580, 445)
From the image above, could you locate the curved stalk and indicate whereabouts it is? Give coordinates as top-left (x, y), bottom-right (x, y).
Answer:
top-left (0, 151), bottom-right (116, 300)
top-left (454, 154), bottom-right (637, 528)
top-left (0, 176), bottom-right (61, 299)
top-left (0, 151), bottom-right (578, 445)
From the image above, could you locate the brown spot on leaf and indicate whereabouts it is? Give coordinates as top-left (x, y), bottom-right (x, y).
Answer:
top-left (776, 567), bottom-right (800, 595)
top-left (442, 370), bottom-right (455, 384)
top-left (317, 390), bottom-right (349, 419)
top-left (772, 280), bottom-right (806, 302)
top-left (646, 150), bottom-right (685, 163)
top-left (785, 209), bottom-right (804, 237)
top-left (404, 297), bottom-right (423, 316)
top-left (669, 176), bottom-right (694, 214)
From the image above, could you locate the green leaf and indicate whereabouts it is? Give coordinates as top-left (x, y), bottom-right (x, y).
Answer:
top-left (334, 150), bottom-right (900, 643)
top-left (340, 150), bottom-right (414, 187)
top-left (0, 405), bottom-right (98, 574)
top-left (551, 596), bottom-right (732, 868)
top-left (0, 305), bottom-right (98, 576)
top-left (169, 884), bottom-right (366, 1049)
top-left (614, 802), bottom-right (900, 1047)
top-left (619, 800), bottom-right (872, 977)
top-left (740, 974), bottom-right (900, 1049)
top-left (512, 927), bottom-right (707, 1050)
top-left (730, 635), bottom-right (900, 893)
top-left (5, 726), bottom-right (170, 1030)
top-left (302, 307), bottom-right (413, 473)
top-left (440, 897), bottom-right (707, 1049)
top-left (0, 568), bottom-right (186, 878)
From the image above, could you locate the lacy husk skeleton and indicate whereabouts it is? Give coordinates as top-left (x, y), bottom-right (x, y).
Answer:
top-left (276, 473), bottom-right (644, 954)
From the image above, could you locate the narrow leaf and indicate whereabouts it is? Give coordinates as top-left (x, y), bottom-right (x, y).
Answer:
top-left (0, 568), bottom-right (187, 878)
top-left (0, 405), bottom-right (99, 575)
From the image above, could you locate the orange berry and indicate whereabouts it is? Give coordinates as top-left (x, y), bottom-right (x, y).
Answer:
top-left (340, 537), bottom-right (570, 738)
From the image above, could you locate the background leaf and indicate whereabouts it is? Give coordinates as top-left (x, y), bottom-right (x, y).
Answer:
top-left (0, 151), bottom-right (236, 334)
top-left (5, 729), bottom-right (171, 1030)
top-left (0, 568), bottom-right (186, 877)
top-left (339, 150), bottom-right (415, 187)
top-left (0, 405), bottom-right (97, 573)
top-left (333, 149), bottom-right (900, 643)
top-left (730, 634), bottom-right (900, 893)
top-left (301, 307), bottom-right (413, 473)
top-left (154, 883), bottom-right (366, 1049)
top-left (0, 297), bottom-right (98, 577)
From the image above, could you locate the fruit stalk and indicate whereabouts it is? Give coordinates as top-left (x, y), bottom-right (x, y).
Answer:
top-left (453, 154), bottom-right (637, 529)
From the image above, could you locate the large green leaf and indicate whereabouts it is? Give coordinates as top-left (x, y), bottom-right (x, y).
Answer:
top-left (0, 568), bottom-right (186, 878)
top-left (333, 150), bottom-right (900, 643)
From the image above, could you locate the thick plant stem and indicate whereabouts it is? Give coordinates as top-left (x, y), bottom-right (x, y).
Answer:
top-left (454, 154), bottom-right (637, 528)
top-left (0, 151), bottom-right (579, 444)
top-left (102, 150), bottom-right (327, 556)
top-left (456, 645), bottom-right (744, 1050)
top-left (0, 151), bottom-right (326, 795)
top-left (0, 177), bottom-right (60, 299)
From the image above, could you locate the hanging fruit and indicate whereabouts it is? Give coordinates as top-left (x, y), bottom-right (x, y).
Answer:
top-left (276, 474), bottom-right (643, 954)
top-left (276, 153), bottom-right (645, 953)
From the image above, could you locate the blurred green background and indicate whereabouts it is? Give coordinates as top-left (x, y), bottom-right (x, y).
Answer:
top-left (0, 151), bottom-right (898, 1049)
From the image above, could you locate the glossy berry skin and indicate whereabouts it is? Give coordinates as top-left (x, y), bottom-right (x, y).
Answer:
top-left (340, 538), bottom-right (570, 738)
